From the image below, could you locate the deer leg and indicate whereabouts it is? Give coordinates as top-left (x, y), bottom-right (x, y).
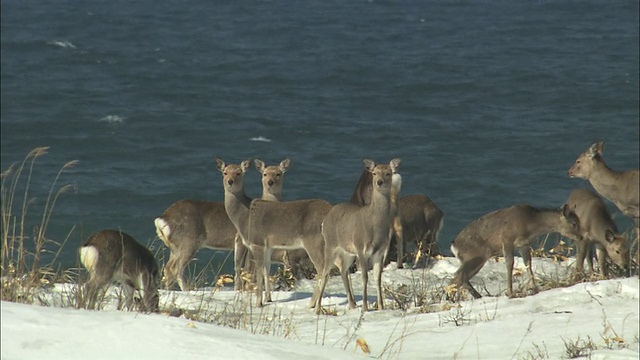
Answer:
top-left (394, 217), bottom-right (404, 269)
top-left (250, 245), bottom-right (265, 307)
top-left (174, 247), bottom-right (197, 292)
top-left (162, 256), bottom-right (176, 290)
top-left (452, 256), bottom-right (485, 300)
top-left (305, 240), bottom-right (325, 309)
top-left (504, 248), bottom-right (515, 298)
top-left (574, 239), bottom-right (588, 275)
top-left (372, 253), bottom-right (385, 310)
top-left (358, 252), bottom-right (369, 312)
top-left (314, 248), bottom-right (336, 314)
top-left (338, 254), bottom-right (357, 309)
top-left (595, 244), bottom-right (608, 278)
top-left (263, 247), bottom-right (273, 303)
top-left (519, 246), bottom-right (538, 294)
top-left (84, 276), bottom-right (101, 310)
top-left (233, 234), bottom-right (248, 291)
top-left (122, 281), bottom-right (136, 311)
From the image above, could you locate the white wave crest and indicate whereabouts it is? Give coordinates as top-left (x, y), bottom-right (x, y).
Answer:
top-left (47, 40), bottom-right (77, 49)
top-left (99, 115), bottom-right (124, 124)
top-left (249, 136), bottom-right (271, 143)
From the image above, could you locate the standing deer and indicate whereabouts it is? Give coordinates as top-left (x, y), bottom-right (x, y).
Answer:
top-left (252, 159), bottom-right (312, 280)
top-left (247, 197), bottom-right (332, 307)
top-left (568, 141), bottom-right (639, 223)
top-left (566, 188), bottom-right (629, 276)
top-left (79, 229), bottom-right (159, 312)
top-left (315, 158), bottom-right (400, 313)
top-left (155, 158), bottom-right (291, 291)
top-left (450, 204), bottom-right (582, 299)
top-left (155, 200), bottom-right (243, 291)
top-left (350, 169), bottom-right (444, 268)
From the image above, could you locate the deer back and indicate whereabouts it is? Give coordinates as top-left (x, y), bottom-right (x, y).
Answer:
top-left (249, 198), bottom-right (332, 247)
top-left (156, 200), bottom-right (238, 251)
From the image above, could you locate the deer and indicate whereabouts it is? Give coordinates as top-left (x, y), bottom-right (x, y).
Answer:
top-left (566, 188), bottom-right (629, 277)
top-left (450, 204), bottom-right (582, 300)
top-left (568, 141), bottom-right (639, 224)
top-left (216, 158), bottom-right (324, 307)
top-left (314, 158), bottom-right (400, 313)
top-left (350, 169), bottom-right (444, 268)
top-left (246, 196), bottom-right (332, 307)
top-left (155, 158), bottom-right (291, 292)
top-left (79, 229), bottom-right (160, 313)
top-left (251, 159), bottom-right (313, 280)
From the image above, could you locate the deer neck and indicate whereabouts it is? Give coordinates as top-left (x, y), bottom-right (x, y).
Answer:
top-left (530, 208), bottom-right (564, 235)
top-left (261, 191), bottom-right (282, 202)
top-left (224, 189), bottom-right (252, 239)
top-left (588, 161), bottom-right (623, 201)
top-left (366, 187), bottom-right (392, 221)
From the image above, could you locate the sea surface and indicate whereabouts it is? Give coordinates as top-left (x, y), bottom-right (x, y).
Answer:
top-left (2, 0), bottom-right (638, 278)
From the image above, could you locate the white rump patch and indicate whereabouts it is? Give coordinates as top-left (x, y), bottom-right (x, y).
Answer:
top-left (154, 218), bottom-right (170, 245)
top-left (79, 245), bottom-right (99, 273)
top-left (450, 243), bottom-right (459, 260)
top-left (391, 173), bottom-right (402, 194)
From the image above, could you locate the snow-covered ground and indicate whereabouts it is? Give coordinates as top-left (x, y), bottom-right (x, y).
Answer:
top-left (2, 257), bottom-right (638, 359)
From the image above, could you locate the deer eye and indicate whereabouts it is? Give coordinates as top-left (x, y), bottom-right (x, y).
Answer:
top-left (223, 172), bottom-right (228, 176)
top-left (263, 173), bottom-right (267, 177)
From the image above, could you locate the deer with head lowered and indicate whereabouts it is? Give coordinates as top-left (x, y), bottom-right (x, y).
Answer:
top-left (315, 158), bottom-right (400, 313)
top-left (350, 169), bottom-right (444, 268)
top-left (568, 141), bottom-right (639, 223)
top-left (216, 158), bottom-right (331, 307)
top-left (155, 158), bottom-right (291, 291)
top-left (450, 204), bottom-right (582, 299)
top-left (566, 188), bottom-right (629, 277)
top-left (79, 229), bottom-right (160, 312)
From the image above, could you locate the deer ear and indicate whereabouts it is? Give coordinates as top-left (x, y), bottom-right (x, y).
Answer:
top-left (588, 141), bottom-right (603, 158)
top-left (561, 203), bottom-right (570, 216)
top-left (363, 159), bottom-right (375, 172)
top-left (241, 159), bottom-right (252, 172)
top-left (605, 229), bottom-right (615, 243)
top-left (279, 158), bottom-right (291, 173)
top-left (390, 158), bottom-right (401, 172)
top-left (215, 158), bottom-right (225, 172)
top-left (254, 159), bottom-right (265, 172)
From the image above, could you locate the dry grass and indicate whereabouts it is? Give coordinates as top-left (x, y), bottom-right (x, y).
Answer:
top-left (1, 147), bottom-right (78, 304)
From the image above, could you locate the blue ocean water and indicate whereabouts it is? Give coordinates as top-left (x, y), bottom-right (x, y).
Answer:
top-left (2, 0), bottom-right (638, 275)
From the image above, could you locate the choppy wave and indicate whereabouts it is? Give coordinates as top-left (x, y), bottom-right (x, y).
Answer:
top-left (99, 115), bottom-right (125, 124)
top-left (47, 40), bottom-right (76, 49)
top-left (249, 136), bottom-right (271, 142)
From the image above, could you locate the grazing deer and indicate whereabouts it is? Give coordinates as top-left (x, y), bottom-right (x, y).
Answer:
top-left (315, 158), bottom-right (400, 313)
top-left (350, 169), bottom-right (444, 268)
top-left (568, 141), bottom-right (639, 223)
top-left (566, 188), bottom-right (629, 276)
top-left (450, 204), bottom-right (582, 299)
top-left (79, 229), bottom-right (159, 312)
top-left (155, 158), bottom-right (291, 292)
